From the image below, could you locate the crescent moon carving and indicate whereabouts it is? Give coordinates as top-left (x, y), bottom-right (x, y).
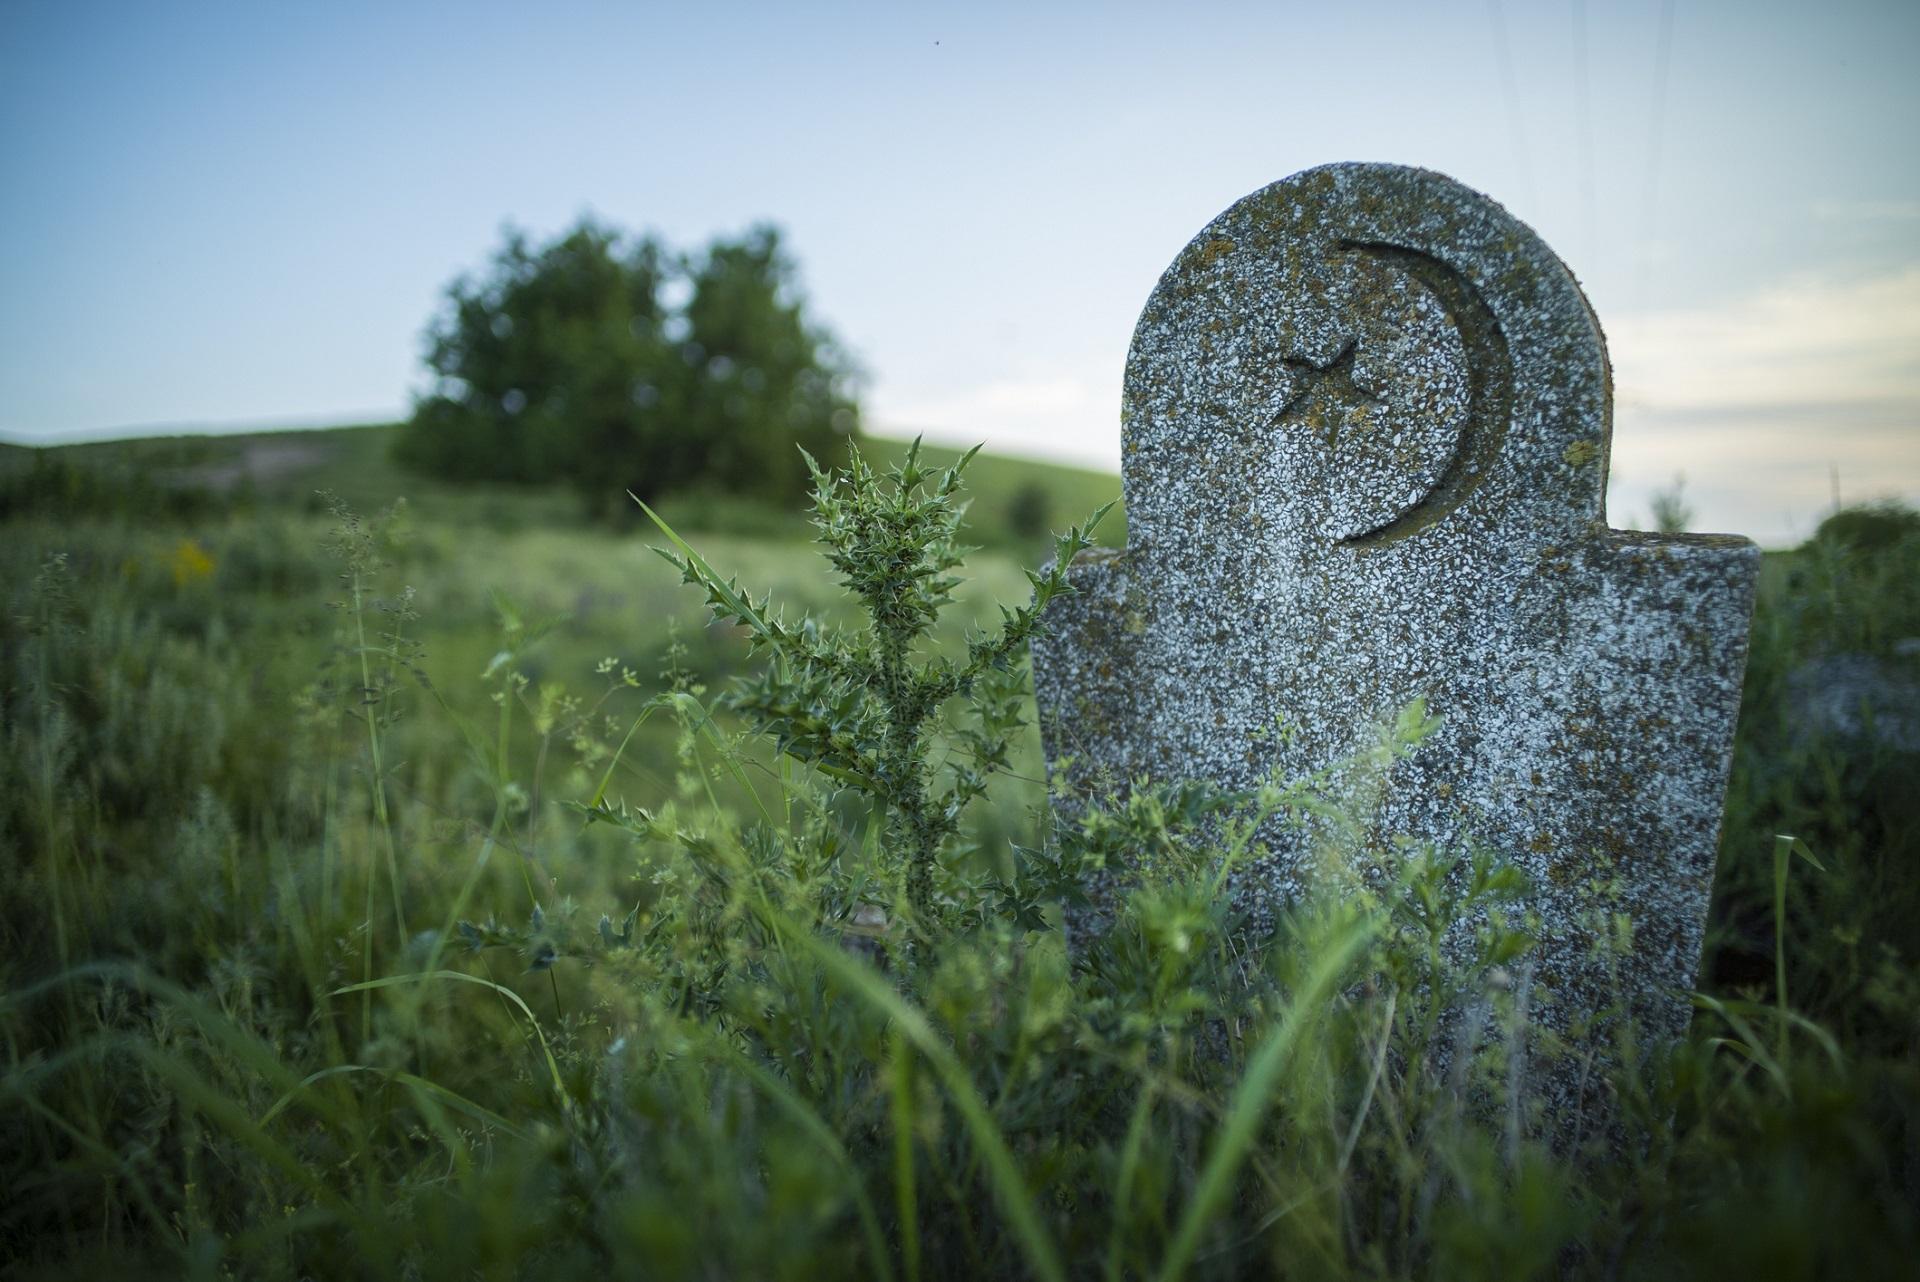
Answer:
top-left (1336, 239), bottom-right (1514, 549)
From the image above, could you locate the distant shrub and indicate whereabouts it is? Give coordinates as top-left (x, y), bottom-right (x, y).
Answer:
top-left (0, 451), bottom-right (227, 523)
top-left (1007, 479), bottom-right (1052, 542)
top-left (1811, 498), bottom-right (1920, 555)
top-left (394, 219), bottom-right (861, 518)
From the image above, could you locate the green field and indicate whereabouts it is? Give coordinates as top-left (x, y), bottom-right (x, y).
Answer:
top-left (0, 424), bottom-right (1123, 841)
top-left (3, 427), bottom-right (1916, 1278)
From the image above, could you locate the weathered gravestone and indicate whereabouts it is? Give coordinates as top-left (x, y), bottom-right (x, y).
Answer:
top-left (1032, 163), bottom-right (1759, 1119)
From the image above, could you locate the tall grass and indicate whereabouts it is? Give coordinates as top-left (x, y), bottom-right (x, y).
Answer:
top-left (2, 470), bottom-right (1916, 1278)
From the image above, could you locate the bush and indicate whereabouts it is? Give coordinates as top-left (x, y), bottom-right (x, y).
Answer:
top-left (1712, 500), bottom-right (1920, 1051)
top-left (1811, 498), bottom-right (1920, 556)
top-left (395, 219), bottom-right (860, 516)
top-left (0, 451), bottom-right (228, 523)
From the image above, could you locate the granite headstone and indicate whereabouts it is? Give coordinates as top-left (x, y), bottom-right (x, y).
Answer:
top-left (1032, 163), bottom-right (1759, 1119)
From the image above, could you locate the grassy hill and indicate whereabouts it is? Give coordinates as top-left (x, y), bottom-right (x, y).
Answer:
top-left (0, 423), bottom-right (1125, 891)
top-left (0, 422), bottom-right (1127, 553)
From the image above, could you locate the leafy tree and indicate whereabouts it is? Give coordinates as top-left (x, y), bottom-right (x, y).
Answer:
top-left (673, 226), bottom-right (861, 502)
top-left (395, 219), bottom-right (859, 514)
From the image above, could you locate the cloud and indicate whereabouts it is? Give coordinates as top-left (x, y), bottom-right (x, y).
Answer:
top-left (1606, 267), bottom-right (1920, 544)
top-left (1811, 199), bottom-right (1920, 222)
top-left (1607, 266), bottom-right (1920, 414)
top-left (868, 366), bottom-right (1120, 468)
top-left (1609, 409), bottom-right (1915, 527)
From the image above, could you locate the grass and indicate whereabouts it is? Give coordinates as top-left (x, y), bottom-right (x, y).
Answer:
top-left (1, 427), bottom-right (1916, 1279)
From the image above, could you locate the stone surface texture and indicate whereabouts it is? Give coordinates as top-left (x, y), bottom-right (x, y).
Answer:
top-left (1032, 164), bottom-right (1760, 1119)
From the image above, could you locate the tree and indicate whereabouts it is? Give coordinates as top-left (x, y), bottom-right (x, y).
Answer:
top-left (395, 219), bottom-right (859, 514)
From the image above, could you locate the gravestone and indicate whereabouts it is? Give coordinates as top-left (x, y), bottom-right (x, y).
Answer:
top-left (1032, 164), bottom-right (1759, 1122)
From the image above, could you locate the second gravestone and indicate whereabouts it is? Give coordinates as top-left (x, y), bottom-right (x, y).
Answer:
top-left (1032, 164), bottom-right (1759, 1121)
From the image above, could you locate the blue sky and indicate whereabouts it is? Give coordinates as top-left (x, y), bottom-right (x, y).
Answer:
top-left (2, 0), bottom-right (1914, 545)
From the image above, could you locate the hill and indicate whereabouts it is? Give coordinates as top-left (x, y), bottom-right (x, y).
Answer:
top-left (0, 423), bottom-right (1127, 553)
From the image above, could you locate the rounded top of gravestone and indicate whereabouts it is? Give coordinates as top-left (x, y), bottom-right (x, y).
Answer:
top-left (1122, 163), bottom-right (1612, 565)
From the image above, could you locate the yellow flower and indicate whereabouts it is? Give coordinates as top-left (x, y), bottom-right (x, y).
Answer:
top-left (170, 538), bottom-right (215, 586)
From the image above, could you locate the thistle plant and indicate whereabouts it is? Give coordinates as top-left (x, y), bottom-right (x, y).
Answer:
top-left (641, 440), bottom-right (1108, 939)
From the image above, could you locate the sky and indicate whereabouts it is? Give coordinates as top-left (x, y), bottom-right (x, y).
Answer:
top-left (1, 0), bottom-right (1915, 546)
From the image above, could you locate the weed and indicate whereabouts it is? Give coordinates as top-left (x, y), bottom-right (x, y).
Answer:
top-left (640, 438), bottom-right (1109, 945)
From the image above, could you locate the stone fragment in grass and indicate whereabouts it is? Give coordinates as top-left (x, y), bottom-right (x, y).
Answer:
top-left (1785, 652), bottom-right (1920, 752)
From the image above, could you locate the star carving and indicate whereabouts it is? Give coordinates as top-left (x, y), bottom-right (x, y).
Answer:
top-left (1275, 338), bottom-right (1383, 450)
